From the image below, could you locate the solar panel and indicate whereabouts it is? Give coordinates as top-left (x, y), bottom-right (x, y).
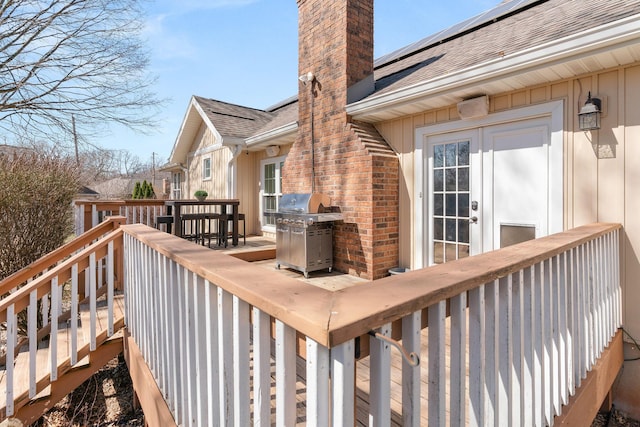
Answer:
top-left (374, 0), bottom-right (542, 68)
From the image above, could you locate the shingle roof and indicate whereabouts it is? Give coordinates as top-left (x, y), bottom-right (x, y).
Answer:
top-left (193, 96), bottom-right (275, 139)
top-left (371, 0), bottom-right (640, 97)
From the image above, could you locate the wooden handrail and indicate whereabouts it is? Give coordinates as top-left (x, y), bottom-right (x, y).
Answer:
top-left (0, 228), bottom-right (124, 323)
top-left (0, 216), bottom-right (125, 296)
top-left (122, 222), bottom-right (621, 348)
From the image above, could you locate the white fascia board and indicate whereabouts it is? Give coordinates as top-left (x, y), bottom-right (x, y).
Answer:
top-left (171, 96), bottom-right (224, 161)
top-left (347, 14), bottom-right (640, 117)
top-left (168, 96), bottom-right (198, 163)
top-left (245, 122), bottom-right (298, 148)
top-left (192, 98), bottom-right (220, 139)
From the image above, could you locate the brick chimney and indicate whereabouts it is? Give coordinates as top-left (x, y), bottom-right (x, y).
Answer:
top-left (283, 0), bottom-right (399, 280)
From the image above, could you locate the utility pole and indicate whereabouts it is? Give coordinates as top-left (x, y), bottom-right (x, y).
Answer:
top-left (152, 152), bottom-right (156, 188)
top-left (72, 115), bottom-right (79, 167)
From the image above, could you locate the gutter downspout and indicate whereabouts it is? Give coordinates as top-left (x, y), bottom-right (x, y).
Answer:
top-left (227, 144), bottom-right (243, 198)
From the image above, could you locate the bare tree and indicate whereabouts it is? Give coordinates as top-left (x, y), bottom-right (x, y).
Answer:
top-left (0, 0), bottom-right (161, 145)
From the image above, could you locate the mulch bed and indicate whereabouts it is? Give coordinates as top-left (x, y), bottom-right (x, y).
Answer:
top-left (30, 355), bottom-right (144, 427)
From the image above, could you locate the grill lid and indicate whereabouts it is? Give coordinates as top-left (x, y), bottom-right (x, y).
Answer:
top-left (279, 193), bottom-right (331, 214)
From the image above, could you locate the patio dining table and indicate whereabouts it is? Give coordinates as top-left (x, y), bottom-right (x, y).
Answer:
top-left (164, 199), bottom-right (240, 246)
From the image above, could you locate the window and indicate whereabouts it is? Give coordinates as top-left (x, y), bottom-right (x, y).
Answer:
top-left (202, 157), bottom-right (211, 180)
top-left (261, 156), bottom-right (285, 229)
top-left (172, 172), bottom-right (182, 199)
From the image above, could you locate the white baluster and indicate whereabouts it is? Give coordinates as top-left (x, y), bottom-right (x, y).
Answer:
top-left (369, 322), bottom-right (391, 426)
top-left (233, 296), bottom-right (250, 427)
top-left (28, 290), bottom-right (37, 398)
top-left (306, 338), bottom-right (330, 427)
top-left (51, 276), bottom-right (59, 380)
top-left (450, 294), bottom-right (466, 427)
top-left (468, 285), bottom-right (485, 427)
top-left (276, 320), bottom-right (296, 426)
top-left (331, 340), bottom-right (355, 427)
top-left (6, 304), bottom-right (16, 416)
top-left (71, 264), bottom-right (79, 366)
top-left (205, 279), bottom-right (220, 424)
top-left (402, 310), bottom-right (422, 426)
top-left (218, 287), bottom-right (234, 426)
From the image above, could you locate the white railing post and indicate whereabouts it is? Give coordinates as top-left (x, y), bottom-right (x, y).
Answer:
top-left (497, 276), bottom-right (512, 425)
top-left (6, 304), bottom-right (16, 417)
top-left (369, 322), bottom-right (391, 426)
top-left (331, 339), bottom-right (355, 427)
top-left (205, 280), bottom-right (220, 424)
top-left (428, 301), bottom-right (446, 426)
top-left (28, 290), bottom-right (37, 398)
top-left (468, 284), bottom-right (485, 427)
top-left (402, 310), bottom-right (422, 426)
top-left (253, 308), bottom-right (271, 426)
top-left (218, 287), bottom-right (234, 426)
top-left (306, 338), bottom-right (330, 427)
top-left (233, 296), bottom-right (250, 427)
top-left (50, 276), bottom-right (59, 381)
top-left (276, 320), bottom-right (296, 426)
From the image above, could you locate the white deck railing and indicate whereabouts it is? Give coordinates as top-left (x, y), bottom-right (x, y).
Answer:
top-left (0, 226), bottom-right (123, 419)
top-left (122, 222), bottom-right (621, 426)
top-left (74, 200), bottom-right (168, 235)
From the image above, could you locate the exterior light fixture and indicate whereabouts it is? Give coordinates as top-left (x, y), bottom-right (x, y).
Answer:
top-left (298, 71), bottom-right (315, 84)
top-left (578, 91), bottom-right (602, 131)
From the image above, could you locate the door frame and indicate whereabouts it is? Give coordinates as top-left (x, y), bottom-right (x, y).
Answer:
top-left (414, 100), bottom-right (564, 269)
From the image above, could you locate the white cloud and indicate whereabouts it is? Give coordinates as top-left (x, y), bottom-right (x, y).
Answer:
top-left (143, 14), bottom-right (197, 60)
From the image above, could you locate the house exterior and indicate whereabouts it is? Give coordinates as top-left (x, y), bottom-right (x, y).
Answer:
top-left (165, 0), bottom-right (640, 413)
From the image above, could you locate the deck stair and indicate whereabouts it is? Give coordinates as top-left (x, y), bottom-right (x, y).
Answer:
top-left (0, 218), bottom-right (128, 425)
top-left (0, 292), bottom-right (125, 424)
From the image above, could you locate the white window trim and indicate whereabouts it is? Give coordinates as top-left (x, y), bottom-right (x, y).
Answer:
top-left (260, 154), bottom-right (286, 233)
top-left (202, 156), bottom-right (212, 181)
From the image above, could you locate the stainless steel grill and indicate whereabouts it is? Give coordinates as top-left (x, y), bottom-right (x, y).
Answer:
top-left (274, 193), bottom-right (342, 278)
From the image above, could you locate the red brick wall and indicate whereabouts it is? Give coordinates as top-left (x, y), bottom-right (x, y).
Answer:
top-left (285, 0), bottom-right (398, 280)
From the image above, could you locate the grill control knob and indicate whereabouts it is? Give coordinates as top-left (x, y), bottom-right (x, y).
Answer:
top-left (307, 218), bottom-right (314, 226)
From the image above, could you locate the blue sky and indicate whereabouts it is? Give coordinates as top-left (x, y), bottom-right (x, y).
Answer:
top-left (97, 0), bottom-right (497, 165)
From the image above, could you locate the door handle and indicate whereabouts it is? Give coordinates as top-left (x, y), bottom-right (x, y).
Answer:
top-left (469, 216), bottom-right (478, 223)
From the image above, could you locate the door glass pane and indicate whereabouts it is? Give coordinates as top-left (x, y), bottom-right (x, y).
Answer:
top-left (458, 167), bottom-right (469, 191)
top-left (458, 141), bottom-right (469, 166)
top-left (434, 194), bottom-right (443, 216)
top-left (445, 169), bottom-right (456, 191)
top-left (458, 194), bottom-right (469, 217)
top-left (432, 140), bottom-right (472, 264)
top-left (434, 218), bottom-right (443, 240)
top-left (445, 218), bottom-right (456, 241)
top-left (458, 219), bottom-right (469, 243)
top-left (445, 243), bottom-right (457, 262)
top-left (446, 194), bottom-right (456, 216)
top-left (434, 169), bottom-right (443, 191)
top-left (434, 242), bottom-right (444, 264)
top-left (445, 144), bottom-right (457, 167)
top-left (434, 145), bottom-right (444, 168)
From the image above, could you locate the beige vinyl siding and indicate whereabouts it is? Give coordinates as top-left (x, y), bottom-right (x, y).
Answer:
top-left (377, 63), bottom-right (640, 339)
top-left (187, 123), bottom-right (230, 199)
top-left (237, 151), bottom-right (258, 235)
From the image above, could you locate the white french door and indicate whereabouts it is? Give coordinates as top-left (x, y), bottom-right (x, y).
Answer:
top-left (426, 130), bottom-right (481, 264)
top-left (415, 101), bottom-right (564, 268)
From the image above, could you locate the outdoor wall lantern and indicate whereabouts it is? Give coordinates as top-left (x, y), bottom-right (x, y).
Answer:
top-left (578, 91), bottom-right (602, 131)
